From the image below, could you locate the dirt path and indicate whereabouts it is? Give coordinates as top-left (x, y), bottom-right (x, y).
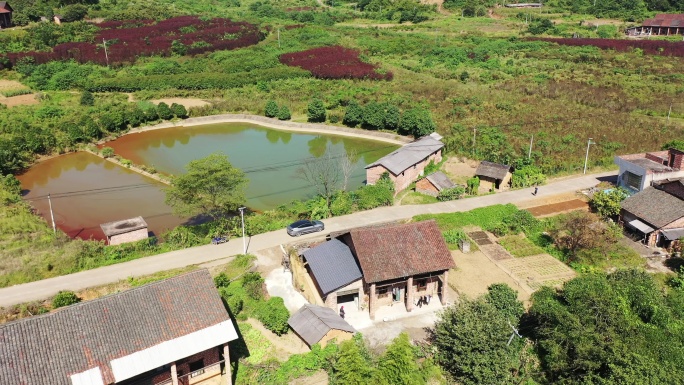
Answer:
top-left (128, 114), bottom-right (411, 146)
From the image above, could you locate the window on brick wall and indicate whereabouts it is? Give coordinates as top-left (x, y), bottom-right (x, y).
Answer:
top-left (624, 171), bottom-right (642, 190)
top-left (378, 287), bottom-right (388, 295)
top-left (417, 279), bottom-right (427, 291)
top-left (189, 359), bottom-right (205, 377)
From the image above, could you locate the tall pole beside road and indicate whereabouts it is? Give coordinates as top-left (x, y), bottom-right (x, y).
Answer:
top-left (239, 207), bottom-right (246, 254)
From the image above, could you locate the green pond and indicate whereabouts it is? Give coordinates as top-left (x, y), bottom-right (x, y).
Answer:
top-left (19, 123), bottom-right (397, 240)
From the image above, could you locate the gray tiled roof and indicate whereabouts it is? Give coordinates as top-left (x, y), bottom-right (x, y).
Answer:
top-left (425, 171), bottom-right (456, 191)
top-left (100, 216), bottom-right (148, 237)
top-left (302, 239), bottom-right (362, 296)
top-left (621, 188), bottom-right (684, 228)
top-left (288, 304), bottom-right (355, 346)
top-left (343, 220), bottom-right (455, 283)
top-left (0, 269), bottom-right (230, 385)
top-left (365, 135), bottom-right (444, 175)
top-left (475, 161), bottom-right (511, 180)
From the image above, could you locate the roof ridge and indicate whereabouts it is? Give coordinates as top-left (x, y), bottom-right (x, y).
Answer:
top-left (0, 269), bottom-right (208, 329)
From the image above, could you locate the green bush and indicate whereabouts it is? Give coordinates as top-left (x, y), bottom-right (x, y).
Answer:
top-left (243, 272), bottom-right (264, 300)
top-left (170, 103), bottom-right (188, 118)
top-left (442, 228), bottom-right (466, 244)
top-left (437, 186), bottom-right (465, 201)
top-left (398, 107), bottom-right (435, 137)
top-left (52, 290), bottom-right (81, 308)
top-left (277, 105), bottom-right (291, 120)
top-left (256, 297), bottom-right (290, 336)
top-left (265, 100), bottom-right (279, 118)
top-left (157, 102), bottom-right (173, 120)
top-left (101, 147), bottom-right (115, 158)
top-left (214, 272), bottom-right (230, 288)
top-left (511, 165), bottom-right (545, 188)
top-left (307, 98), bottom-right (326, 123)
top-left (343, 100), bottom-right (364, 127)
top-left (466, 176), bottom-right (480, 195)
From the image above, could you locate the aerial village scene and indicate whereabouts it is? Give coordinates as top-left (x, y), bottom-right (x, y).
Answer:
top-left (2, 0), bottom-right (684, 384)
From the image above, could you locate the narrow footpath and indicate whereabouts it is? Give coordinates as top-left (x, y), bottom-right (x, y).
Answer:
top-left (0, 171), bottom-right (615, 307)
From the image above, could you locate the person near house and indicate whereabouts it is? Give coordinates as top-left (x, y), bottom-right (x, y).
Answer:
top-left (339, 306), bottom-right (345, 319)
top-left (426, 294), bottom-right (431, 305)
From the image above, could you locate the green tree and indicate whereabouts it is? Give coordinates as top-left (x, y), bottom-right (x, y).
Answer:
top-left (156, 102), bottom-right (173, 120)
top-left (79, 90), bottom-right (94, 106)
top-left (170, 103), bottom-right (188, 118)
top-left (265, 99), bottom-right (279, 118)
top-left (61, 4), bottom-right (88, 22)
top-left (484, 283), bottom-right (524, 321)
top-left (52, 290), bottom-right (80, 308)
top-left (343, 100), bottom-right (364, 127)
top-left (398, 107), bottom-right (436, 137)
top-left (165, 153), bottom-right (247, 220)
top-left (307, 98), bottom-right (326, 123)
top-left (375, 333), bottom-right (422, 384)
top-left (335, 337), bottom-right (373, 384)
top-left (590, 188), bottom-right (628, 218)
top-left (528, 18), bottom-right (555, 35)
top-left (277, 105), bottom-right (291, 120)
top-left (384, 103), bottom-right (400, 130)
top-left (661, 139), bottom-right (684, 151)
top-left (362, 101), bottom-right (385, 130)
top-left (432, 296), bottom-right (525, 385)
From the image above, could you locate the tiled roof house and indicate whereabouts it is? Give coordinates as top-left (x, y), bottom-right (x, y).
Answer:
top-left (475, 161), bottom-right (512, 190)
top-left (620, 179), bottom-right (684, 248)
top-left (0, 2), bottom-right (11, 29)
top-left (628, 14), bottom-right (684, 36)
top-left (415, 171), bottom-right (456, 196)
top-left (0, 269), bottom-right (238, 385)
top-left (365, 133), bottom-right (444, 193)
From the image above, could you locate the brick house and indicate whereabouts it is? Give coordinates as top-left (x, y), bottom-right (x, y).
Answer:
top-left (0, 269), bottom-right (239, 385)
top-left (301, 220), bottom-right (455, 320)
top-left (288, 304), bottom-right (356, 348)
top-left (415, 171), bottom-right (456, 196)
top-left (620, 180), bottom-right (684, 248)
top-left (475, 161), bottom-right (512, 191)
top-left (0, 2), bottom-right (12, 28)
top-left (365, 133), bottom-right (444, 193)
top-left (100, 216), bottom-right (149, 245)
top-left (614, 148), bottom-right (684, 195)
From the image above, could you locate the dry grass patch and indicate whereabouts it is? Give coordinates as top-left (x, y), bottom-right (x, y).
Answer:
top-left (0, 93), bottom-right (39, 108)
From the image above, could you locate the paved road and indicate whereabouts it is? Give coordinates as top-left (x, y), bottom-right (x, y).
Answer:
top-left (0, 171), bottom-right (615, 307)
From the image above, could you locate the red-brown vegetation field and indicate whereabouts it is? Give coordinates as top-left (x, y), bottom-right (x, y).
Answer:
top-left (279, 45), bottom-right (393, 80)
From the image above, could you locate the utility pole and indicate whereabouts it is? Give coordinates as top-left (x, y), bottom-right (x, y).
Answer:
top-left (47, 193), bottom-right (56, 234)
top-left (583, 138), bottom-right (595, 174)
top-left (472, 128), bottom-right (477, 156)
top-left (239, 207), bottom-right (246, 254)
top-left (102, 38), bottom-right (109, 67)
top-left (528, 134), bottom-right (534, 160)
top-left (668, 102), bottom-right (673, 121)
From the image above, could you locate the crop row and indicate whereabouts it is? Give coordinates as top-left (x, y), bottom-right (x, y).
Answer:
top-left (2, 17), bottom-right (263, 68)
top-left (279, 46), bottom-right (393, 81)
top-left (86, 66), bottom-right (311, 92)
top-left (531, 37), bottom-right (684, 57)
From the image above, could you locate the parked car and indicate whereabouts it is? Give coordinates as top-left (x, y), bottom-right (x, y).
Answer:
top-left (287, 219), bottom-right (325, 237)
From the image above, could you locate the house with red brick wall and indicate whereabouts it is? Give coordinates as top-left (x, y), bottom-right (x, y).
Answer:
top-left (0, 2), bottom-right (12, 28)
top-left (341, 220), bottom-right (455, 320)
top-left (365, 133), bottom-right (444, 193)
top-left (614, 148), bottom-right (684, 195)
top-left (627, 14), bottom-right (684, 36)
top-left (475, 161), bottom-right (512, 191)
top-left (620, 179), bottom-right (684, 248)
top-left (0, 269), bottom-right (239, 385)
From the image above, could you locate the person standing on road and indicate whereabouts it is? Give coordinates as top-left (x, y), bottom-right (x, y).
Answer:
top-left (533, 186), bottom-right (538, 196)
top-left (339, 306), bottom-right (345, 319)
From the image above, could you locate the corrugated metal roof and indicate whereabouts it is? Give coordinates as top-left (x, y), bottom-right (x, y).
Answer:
top-left (0, 269), bottom-right (234, 385)
top-left (628, 219), bottom-right (655, 234)
top-left (365, 135), bottom-right (444, 175)
top-left (302, 239), bottom-right (362, 296)
top-left (288, 304), bottom-right (355, 346)
top-left (661, 228), bottom-right (684, 240)
top-left (70, 368), bottom-right (104, 385)
top-left (425, 171), bottom-right (456, 191)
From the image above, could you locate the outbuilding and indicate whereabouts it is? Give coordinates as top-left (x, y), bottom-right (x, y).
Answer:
top-left (415, 171), bottom-right (456, 196)
top-left (0, 1), bottom-right (12, 28)
top-left (475, 161), bottom-right (512, 191)
top-left (100, 216), bottom-right (149, 245)
top-left (288, 304), bottom-right (356, 348)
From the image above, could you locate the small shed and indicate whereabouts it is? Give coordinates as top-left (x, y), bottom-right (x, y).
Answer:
top-left (0, 2), bottom-right (12, 28)
top-left (416, 171), bottom-right (456, 196)
top-left (475, 161), bottom-right (512, 191)
top-left (288, 304), bottom-right (356, 347)
top-left (100, 216), bottom-right (149, 245)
